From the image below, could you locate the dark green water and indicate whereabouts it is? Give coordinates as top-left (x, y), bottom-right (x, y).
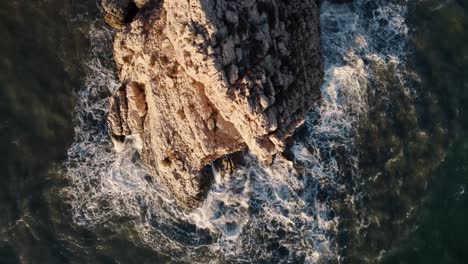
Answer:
top-left (0, 0), bottom-right (81, 262)
top-left (0, 1), bottom-right (167, 263)
top-left (0, 0), bottom-right (467, 263)
top-left (383, 1), bottom-right (468, 263)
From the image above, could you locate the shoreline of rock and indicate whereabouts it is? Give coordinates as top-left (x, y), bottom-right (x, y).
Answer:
top-left (102, 0), bottom-right (324, 208)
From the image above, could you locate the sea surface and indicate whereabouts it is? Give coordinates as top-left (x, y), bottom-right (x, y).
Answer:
top-left (1, 0), bottom-right (467, 263)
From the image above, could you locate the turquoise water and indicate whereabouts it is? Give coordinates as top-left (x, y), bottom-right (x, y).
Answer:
top-left (1, 0), bottom-right (468, 263)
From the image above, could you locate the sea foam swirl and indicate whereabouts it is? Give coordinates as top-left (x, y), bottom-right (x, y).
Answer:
top-left (63, 1), bottom-right (409, 262)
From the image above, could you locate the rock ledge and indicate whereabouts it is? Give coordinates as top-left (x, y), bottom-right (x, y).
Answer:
top-left (103, 0), bottom-right (323, 208)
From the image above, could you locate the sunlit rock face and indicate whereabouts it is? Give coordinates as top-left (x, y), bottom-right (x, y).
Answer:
top-left (103, 0), bottom-right (323, 208)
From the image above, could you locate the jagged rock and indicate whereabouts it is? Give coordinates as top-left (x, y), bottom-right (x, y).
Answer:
top-left (101, 0), bottom-right (140, 29)
top-left (107, 81), bottom-right (147, 137)
top-left (133, 0), bottom-right (150, 8)
top-left (103, 0), bottom-right (323, 208)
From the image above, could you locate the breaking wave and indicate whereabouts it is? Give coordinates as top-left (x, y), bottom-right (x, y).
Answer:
top-left (63, 1), bottom-right (409, 262)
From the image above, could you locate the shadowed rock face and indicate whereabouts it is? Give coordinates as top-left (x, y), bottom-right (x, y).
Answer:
top-left (104, 0), bottom-right (323, 208)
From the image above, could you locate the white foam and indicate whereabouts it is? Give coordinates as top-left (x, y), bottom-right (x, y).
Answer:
top-left (63, 1), bottom-right (410, 262)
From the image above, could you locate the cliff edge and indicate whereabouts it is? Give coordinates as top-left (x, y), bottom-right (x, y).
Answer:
top-left (103, 0), bottom-right (323, 208)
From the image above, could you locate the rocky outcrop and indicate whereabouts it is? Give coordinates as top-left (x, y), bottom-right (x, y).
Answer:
top-left (103, 0), bottom-right (323, 208)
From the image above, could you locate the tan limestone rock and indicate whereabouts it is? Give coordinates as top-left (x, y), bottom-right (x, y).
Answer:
top-left (103, 0), bottom-right (323, 208)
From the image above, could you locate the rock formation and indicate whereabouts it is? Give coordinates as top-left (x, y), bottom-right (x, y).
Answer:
top-left (103, 0), bottom-right (323, 208)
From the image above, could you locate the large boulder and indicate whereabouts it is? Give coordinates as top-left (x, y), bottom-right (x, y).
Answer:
top-left (104, 0), bottom-right (323, 208)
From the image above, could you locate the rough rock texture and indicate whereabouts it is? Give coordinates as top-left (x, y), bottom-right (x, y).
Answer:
top-left (104, 0), bottom-right (323, 208)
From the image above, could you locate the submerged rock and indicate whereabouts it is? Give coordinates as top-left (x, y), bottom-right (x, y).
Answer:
top-left (103, 0), bottom-right (323, 208)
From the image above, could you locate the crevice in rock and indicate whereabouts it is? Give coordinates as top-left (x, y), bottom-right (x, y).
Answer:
top-left (124, 2), bottom-right (139, 24)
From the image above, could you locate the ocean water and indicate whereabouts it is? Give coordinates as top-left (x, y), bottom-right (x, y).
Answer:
top-left (1, 0), bottom-right (468, 263)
